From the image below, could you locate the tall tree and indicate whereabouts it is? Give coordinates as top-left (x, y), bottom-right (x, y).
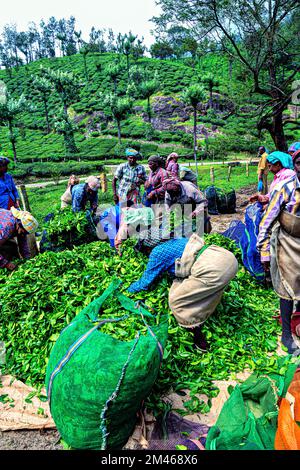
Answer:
top-left (105, 62), bottom-right (124, 93)
top-left (152, 0), bottom-right (300, 151)
top-left (202, 73), bottom-right (220, 109)
top-left (41, 67), bottom-right (83, 153)
top-left (117, 32), bottom-right (138, 79)
top-left (31, 76), bottom-right (52, 133)
top-left (101, 93), bottom-right (133, 144)
top-left (80, 44), bottom-right (91, 81)
top-left (137, 77), bottom-right (160, 123)
top-left (54, 113), bottom-right (78, 155)
top-left (150, 40), bottom-right (175, 59)
top-left (181, 84), bottom-right (206, 177)
top-left (0, 92), bottom-right (30, 163)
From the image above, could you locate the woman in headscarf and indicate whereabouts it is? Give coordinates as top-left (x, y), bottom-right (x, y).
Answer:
top-left (0, 156), bottom-right (20, 210)
top-left (288, 142), bottom-right (300, 156)
top-left (166, 152), bottom-right (180, 178)
top-left (250, 151), bottom-right (295, 206)
top-left (257, 153), bottom-right (300, 355)
top-left (0, 207), bottom-right (38, 271)
top-left (293, 150), bottom-right (300, 179)
top-left (144, 156), bottom-right (168, 224)
top-left (163, 177), bottom-right (211, 236)
top-left (61, 174), bottom-right (80, 209)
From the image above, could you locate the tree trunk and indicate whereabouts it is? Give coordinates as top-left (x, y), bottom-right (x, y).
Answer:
top-left (209, 88), bottom-right (213, 109)
top-left (8, 120), bottom-right (17, 164)
top-left (147, 97), bottom-right (151, 123)
top-left (117, 120), bottom-right (121, 144)
top-left (193, 107), bottom-right (198, 178)
top-left (272, 111), bottom-right (287, 151)
top-left (43, 98), bottom-right (50, 134)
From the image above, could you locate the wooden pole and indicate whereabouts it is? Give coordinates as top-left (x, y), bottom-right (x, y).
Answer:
top-left (99, 173), bottom-right (107, 193)
top-left (227, 165), bottom-right (232, 182)
top-left (246, 163), bottom-right (249, 177)
top-left (210, 167), bottom-right (215, 183)
top-left (17, 184), bottom-right (39, 257)
top-left (18, 184), bottom-right (31, 212)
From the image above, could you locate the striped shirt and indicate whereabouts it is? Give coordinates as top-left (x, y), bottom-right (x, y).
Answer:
top-left (115, 163), bottom-right (146, 200)
top-left (257, 176), bottom-right (300, 261)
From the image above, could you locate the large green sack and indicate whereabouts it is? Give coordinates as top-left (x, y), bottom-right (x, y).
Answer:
top-left (45, 279), bottom-right (168, 450)
top-left (205, 356), bottom-right (297, 450)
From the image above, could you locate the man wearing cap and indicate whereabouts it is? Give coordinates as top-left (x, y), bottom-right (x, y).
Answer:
top-left (112, 149), bottom-right (146, 206)
top-left (0, 156), bottom-right (20, 210)
top-left (71, 175), bottom-right (100, 213)
top-left (0, 207), bottom-right (38, 271)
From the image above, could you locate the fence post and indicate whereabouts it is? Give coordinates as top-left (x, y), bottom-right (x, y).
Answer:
top-left (17, 184), bottom-right (39, 257)
top-left (227, 165), bottom-right (232, 181)
top-left (246, 162), bottom-right (249, 177)
top-left (99, 173), bottom-right (107, 193)
top-left (19, 184), bottom-right (31, 212)
top-left (210, 167), bottom-right (215, 183)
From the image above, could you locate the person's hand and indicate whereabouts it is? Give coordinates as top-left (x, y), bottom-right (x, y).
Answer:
top-left (144, 181), bottom-right (150, 190)
top-left (249, 193), bottom-right (259, 203)
top-left (257, 180), bottom-right (264, 192)
top-left (113, 194), bottom-right (119, 205)
top-left (147, 191), bottom-right (155, 200)
top-left (14, 200), bottom-right (20, 208)
top-left (190, 211), bottom-right (197, 218)
top-left (5, 262), bottom-right (16, 271)
top-left (262, 260), bottom-right (270, 272)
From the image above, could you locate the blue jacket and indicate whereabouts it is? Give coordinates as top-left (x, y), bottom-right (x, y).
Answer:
top-left (71, 183), bottom-right (98, 213)
top-left (0, 174), bottom-right (19, 210)
top-left (128, 238), bottom-right (189, 293)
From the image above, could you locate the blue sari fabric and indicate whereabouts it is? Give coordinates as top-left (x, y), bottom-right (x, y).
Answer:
top-left (223, 202), bottom-right (264, 281)
top-left (99, 204), bottom-right (121, 247)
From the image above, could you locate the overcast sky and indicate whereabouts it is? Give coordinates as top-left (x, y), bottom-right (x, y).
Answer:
top-left (0, 0), bottom-right (161, 47)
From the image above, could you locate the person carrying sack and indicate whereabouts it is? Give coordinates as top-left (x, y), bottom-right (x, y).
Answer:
top-left (257, 170), bottom-right (300, 355)
top-left (169, 234), bottom-right (238, 351)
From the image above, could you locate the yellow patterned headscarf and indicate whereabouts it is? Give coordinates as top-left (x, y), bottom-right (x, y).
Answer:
top-left (11, 207), bottom-right (39, 234)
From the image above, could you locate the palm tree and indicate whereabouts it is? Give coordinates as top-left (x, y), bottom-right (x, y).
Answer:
top-left (0, 92), bottom-right (29, 164)
top-left (101, 93), bottom-right (133, 144)
top-left (181, 84), bottom-right (207, 177)
top-left (31, 75), bottom-right (52, 133)
top-left (202, 73), bottom-right (220, 109)
top-left (138, 77), bottom-right (160, 124)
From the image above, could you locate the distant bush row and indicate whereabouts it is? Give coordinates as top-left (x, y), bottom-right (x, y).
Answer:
top-left (11, 161), bottom-right (104, 179)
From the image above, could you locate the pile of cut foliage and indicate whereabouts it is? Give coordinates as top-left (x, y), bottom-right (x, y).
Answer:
top-left (0, 234), bottom-right (281, 413)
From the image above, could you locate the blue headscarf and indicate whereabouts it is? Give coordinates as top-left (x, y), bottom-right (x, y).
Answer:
top-left (125, 148), bottom-right (139, 157)
top-left (267, 151), bottom-right (294, 169)
top-left (288, 142), bottom-right (300, 153)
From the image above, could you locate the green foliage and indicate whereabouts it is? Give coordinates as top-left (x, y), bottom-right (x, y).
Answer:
top-left (181, 84), bottom-right (207, 109)
top-left (41, 208), bottom-right (97, 252)
top-left (0, 237), bottom-right (281, 417)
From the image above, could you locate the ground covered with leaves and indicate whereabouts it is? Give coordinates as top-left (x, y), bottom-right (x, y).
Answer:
top-left (0, 235), bottom-right (281, 414)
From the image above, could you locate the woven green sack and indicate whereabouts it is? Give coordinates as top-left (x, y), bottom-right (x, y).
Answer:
top-left (45, 279), bottom-right (168, 450)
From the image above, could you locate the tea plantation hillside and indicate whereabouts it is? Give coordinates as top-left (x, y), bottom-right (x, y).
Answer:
top-left (0, 52), bottom-right (299, 169)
